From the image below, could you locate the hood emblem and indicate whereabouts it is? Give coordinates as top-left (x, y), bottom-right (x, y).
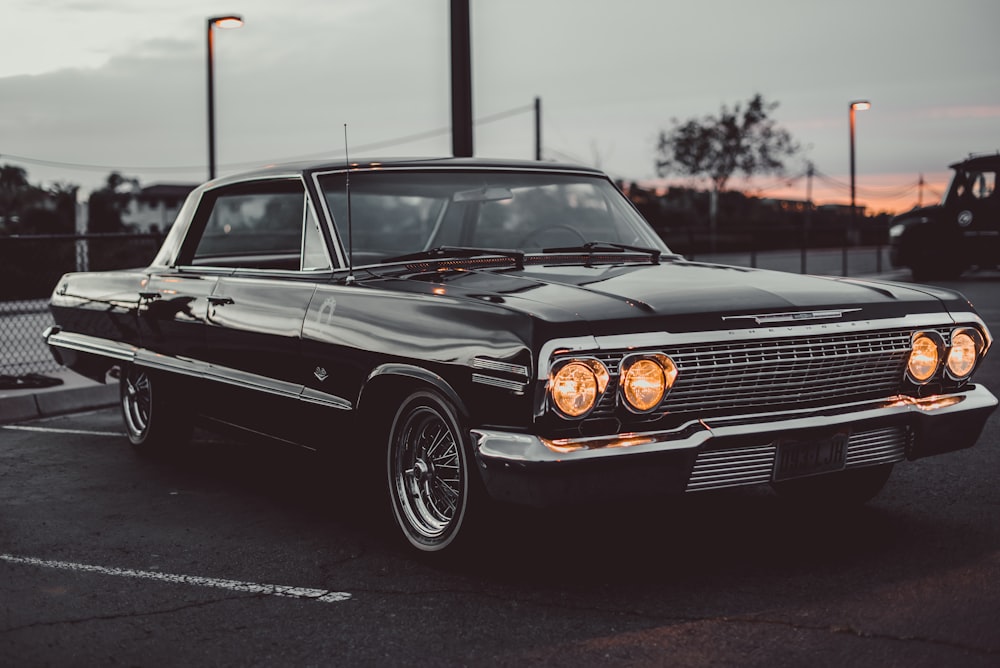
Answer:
top-left (722, 309), bottom-right (861, 325)
top-left (314, 366), bottom-right (329, 382)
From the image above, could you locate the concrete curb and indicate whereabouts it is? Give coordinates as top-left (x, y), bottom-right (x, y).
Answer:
top-left (0, 374), bottom-right (118, 424)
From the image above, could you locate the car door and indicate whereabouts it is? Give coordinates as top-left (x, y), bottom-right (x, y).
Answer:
top-left (183, 178), bottom-right (336, 441)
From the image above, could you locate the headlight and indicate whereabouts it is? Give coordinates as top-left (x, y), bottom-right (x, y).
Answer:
top-left (946, 328), bottom-right (984, 380)
top-left (549, 359), bottom-right (609, 418)
top-left (888, 224), bottom-right (905, 238)
top-left (907, 331), bottom-right (944, 384)
top-left (621, 354), bottom-right (678, 412)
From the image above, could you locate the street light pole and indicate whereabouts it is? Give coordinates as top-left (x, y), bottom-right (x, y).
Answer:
top-left (206, 15), bottom-right (243, 181)
top-left (844, 99), bottom-right (871, 276)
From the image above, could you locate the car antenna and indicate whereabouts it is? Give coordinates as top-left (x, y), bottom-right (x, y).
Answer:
top-left (343, 123), bottom-right (355, 285)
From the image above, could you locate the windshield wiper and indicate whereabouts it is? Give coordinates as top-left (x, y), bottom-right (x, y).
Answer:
top-left (541, 241), bottom-right (664, 264)
top-left (384, 246), bottom-right (525, 269)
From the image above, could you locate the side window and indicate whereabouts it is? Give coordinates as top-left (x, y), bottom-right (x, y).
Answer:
top-left (186, 180), bottom-right (330, 271)
top-left (302, 198), bottom-right (332, 271)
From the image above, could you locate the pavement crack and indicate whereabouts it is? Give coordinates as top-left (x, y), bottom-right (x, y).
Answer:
top-left (721, 614), bottom-right (998, 657)
top-left (0, 593), bottom-right (261, 634)
top-left (353, 587), bottom-right (997, 656)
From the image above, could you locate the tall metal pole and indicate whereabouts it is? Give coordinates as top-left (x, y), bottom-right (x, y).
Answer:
top-left (206, 19), bottom-right (216, 180)
top-left (206, 16), bottom-right (243, 181)
top-left (845, 100), bottom-right (870, 276)
top-left (450, 0), bottom-right (473, 157)
top-left (534, 96), bottom-right (542, 161)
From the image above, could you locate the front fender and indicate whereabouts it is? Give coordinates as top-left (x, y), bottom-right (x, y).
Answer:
top-left (358, 363), bottom-right (470, 421)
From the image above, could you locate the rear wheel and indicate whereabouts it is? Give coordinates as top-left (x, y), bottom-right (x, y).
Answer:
top-left (386, 390), bottom-right (484, 554)
top-left (120, 365), bottom-right (193, 454)
top-left (772, 463), bottom-right (893, 507)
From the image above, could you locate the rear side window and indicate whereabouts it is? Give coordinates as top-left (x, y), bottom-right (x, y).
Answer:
top-left (183, 180), bottom-right (331, 271)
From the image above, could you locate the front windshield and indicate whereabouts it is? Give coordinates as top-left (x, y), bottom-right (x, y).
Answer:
top-left (315, 170), bottom-right (667, 265)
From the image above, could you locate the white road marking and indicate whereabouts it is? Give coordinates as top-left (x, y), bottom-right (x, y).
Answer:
top-left (0, 554), bottom-right (351, 603)
top-left (2, 425), bottom-right (123, 437)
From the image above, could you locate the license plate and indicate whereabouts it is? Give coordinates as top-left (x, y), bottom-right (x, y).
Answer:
top-left (774, 432), bottom-right (849, 481)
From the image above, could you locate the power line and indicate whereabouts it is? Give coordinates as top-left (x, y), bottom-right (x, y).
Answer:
top-left (0, 104), bottom-right (536, 175)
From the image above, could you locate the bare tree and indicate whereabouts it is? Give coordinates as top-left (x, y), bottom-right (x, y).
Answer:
top-left (656, 94), bottom-right (800, 236)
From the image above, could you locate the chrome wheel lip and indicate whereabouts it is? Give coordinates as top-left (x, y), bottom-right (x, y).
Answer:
top-left (121, 368), bottom-right (151, 439)
top-left (390, 400), bottom-right (466, 548)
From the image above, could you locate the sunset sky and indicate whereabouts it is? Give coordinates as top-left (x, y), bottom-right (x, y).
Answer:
top-left (1, 0), bottom-right (997, 214)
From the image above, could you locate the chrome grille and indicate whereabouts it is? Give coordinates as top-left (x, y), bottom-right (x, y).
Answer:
top-left (667, 330), bottom-right (911, 411)
top-left (686, 444), bottom-right (777, 491)
top-left (586, 329), bottom-right (913, 418)
top-left (686, 426), bottom-right (909, 491)
top-left (844, 426), bottom-right (908, 468)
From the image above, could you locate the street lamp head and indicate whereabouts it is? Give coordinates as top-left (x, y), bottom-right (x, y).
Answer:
top-left (850, 100), bottom-right (872, 111)
top-left (209, 15), bottom-right (244, 29)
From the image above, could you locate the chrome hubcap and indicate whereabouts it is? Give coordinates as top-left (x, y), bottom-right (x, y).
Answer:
top-left (122, 368), bottom-right (151, 437)
top-left (392, 405), bottom-right (462, 541)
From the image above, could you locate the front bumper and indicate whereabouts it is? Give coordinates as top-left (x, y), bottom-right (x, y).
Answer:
top-left (473, 385), bottom-right (998, 506)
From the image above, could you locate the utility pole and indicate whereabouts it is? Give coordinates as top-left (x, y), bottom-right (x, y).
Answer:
top-left (802, 162), bottom-right (814, 274)
top-left (450, 0), bottom-right (473, 158)
top-left (534, 96), bottom-right (542, 161)
top-left (918, 173), bottom-right (925, 208)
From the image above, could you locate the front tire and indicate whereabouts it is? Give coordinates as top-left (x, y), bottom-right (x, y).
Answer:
top-left (120, 365), bottom-right (193, 454)
top-left (387, 390), bottom-right (483, 554)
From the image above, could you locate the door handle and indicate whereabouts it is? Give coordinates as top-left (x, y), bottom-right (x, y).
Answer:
top-left (139, 291), bottom-right (160, 300)
top-left (208, 296), bottom-right (235, 306)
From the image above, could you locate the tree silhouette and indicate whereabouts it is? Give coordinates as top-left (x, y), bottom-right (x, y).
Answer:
top-left (655, 94), bottom-right (800, 237)
top-left (88, 171), bottom-right (140, 233)
top-left (656, 93), bottom-right (799, 191)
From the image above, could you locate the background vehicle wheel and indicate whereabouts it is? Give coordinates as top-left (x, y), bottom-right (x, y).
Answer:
top-left (772, 463), bottom-right (893, 508)
top-left (120, 365), bottom-right (193, 454)
top-left (387, 390), bottom-right (484, 554)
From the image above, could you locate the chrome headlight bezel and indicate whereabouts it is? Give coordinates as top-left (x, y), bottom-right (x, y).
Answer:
top-left (906, 331), bottom-right (945, 385)
top-left (619, 353), bottom-right (678, 414)
top-left (548, 357), bottom-right (610, 419)
top-left (945, 327), bottom-right (985, 381)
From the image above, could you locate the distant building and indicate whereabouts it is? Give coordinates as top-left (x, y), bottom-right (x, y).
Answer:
top-left (121, 184), bottom-right (197, 233)
top-left (817, 202), bottom-right (866, 217)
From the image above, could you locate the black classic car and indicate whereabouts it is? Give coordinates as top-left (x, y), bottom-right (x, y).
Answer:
top-left (45, 158), bottom-right (997, 555)
top-left (890, 152), bottom-right (1000, 280)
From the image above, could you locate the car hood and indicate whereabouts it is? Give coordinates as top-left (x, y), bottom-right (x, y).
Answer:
top-left (388, 259), bottom-right (966, 335)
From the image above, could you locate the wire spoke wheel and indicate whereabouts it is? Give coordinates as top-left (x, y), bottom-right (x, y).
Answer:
top-left (388, 391), bottom-right (472, 552)
top-left (122, 366), bottom-right (153, 440)
top-left (118, 364), bottom-right (193, 452)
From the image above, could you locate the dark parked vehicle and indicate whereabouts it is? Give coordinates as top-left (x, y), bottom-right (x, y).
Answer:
top-left (45, 158), bottom-right (997, 555)
top-left (890, 152), bottom-right (1000, 280)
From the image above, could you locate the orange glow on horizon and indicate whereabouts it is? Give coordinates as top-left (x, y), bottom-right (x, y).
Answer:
top-left (639, 171), bottom-right (952, 216)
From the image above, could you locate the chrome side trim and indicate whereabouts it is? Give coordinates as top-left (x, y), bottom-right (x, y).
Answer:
top-left (48, 331), bottom-right (352, 411)
top-left (471, 357), bottom-right (529, 377)
top-left (471, 373), bottom-right (527, 394)
top-left (46, 331), bottom-right (138, 362)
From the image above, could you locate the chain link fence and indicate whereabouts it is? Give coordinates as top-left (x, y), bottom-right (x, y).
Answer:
top-left (0, 233), bottom-right (163, 376)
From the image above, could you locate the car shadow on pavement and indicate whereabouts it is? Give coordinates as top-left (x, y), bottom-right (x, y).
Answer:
top-left (128, 428), bottom-right (995, 594)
